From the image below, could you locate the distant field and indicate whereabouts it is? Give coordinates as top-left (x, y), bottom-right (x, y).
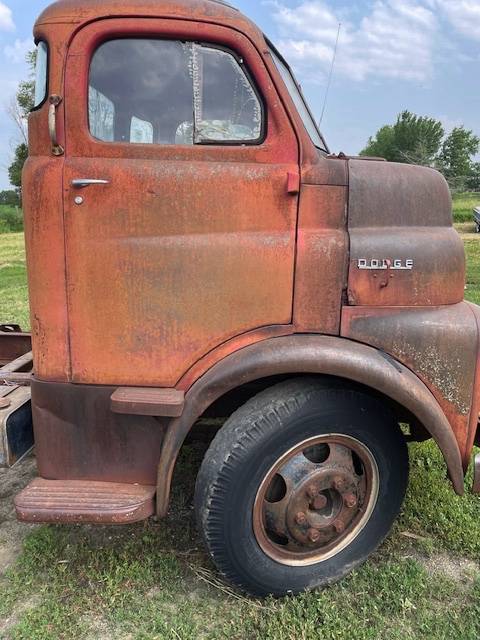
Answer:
top-left (453, 192), bottom-right (480, 223)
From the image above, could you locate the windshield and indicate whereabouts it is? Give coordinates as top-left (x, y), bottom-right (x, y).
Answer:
top-left (268, 44), bottom-right (328, 153)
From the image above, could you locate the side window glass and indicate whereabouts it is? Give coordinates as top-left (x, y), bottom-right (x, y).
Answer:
top-left (33, 41), bottom-right (48, 108)
top-left (191, 45), bottom-right (262, 143)
top-left (88, 39), bottom-right (263, 146)
top-left (130, 116), bottom-right (154, 144)
top-left (88, 86), bottom-right (115, 141)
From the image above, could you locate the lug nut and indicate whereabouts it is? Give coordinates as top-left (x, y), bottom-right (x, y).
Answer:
top-left (333, 519), bottom-right (345, 534)
top-left (306, 484), bottom-right (318, 498)
top-left (333, 476), bottom-right (345, 491)
top-left (295, 511), bottom-right (307, 526)
top-left (307, 528), bottom-right (320, 543)
top-left (312, 494), bottom-right (328, 510)
top-left (344, 493), bottom-right (357, 508)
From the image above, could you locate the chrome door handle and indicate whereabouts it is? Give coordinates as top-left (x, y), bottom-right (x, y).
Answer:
top-left (71, 178), bottom-right (110, 188)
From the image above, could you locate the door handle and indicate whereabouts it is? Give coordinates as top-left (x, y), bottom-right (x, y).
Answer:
top-left (71, 179), bottom-right (110, 188)
top-left (48, 95), bottom-right (64, 156)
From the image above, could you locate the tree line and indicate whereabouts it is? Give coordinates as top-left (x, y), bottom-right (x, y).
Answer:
top-left (360, 110), bottom-right (479, 191)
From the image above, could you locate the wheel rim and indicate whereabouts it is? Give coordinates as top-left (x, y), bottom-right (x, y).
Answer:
top-left (252, 434), bottom-right (379, 566)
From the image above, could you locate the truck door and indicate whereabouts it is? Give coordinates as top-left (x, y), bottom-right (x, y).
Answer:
top-left (63, 19), bottom-right (299, 387)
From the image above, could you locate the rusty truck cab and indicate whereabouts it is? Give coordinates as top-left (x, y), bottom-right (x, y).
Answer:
top-left (13, 0), bottom-right (480, 596)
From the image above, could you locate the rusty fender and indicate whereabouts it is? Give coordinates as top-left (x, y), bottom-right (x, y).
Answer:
top-left (156, 334), bottom-right (464, 517)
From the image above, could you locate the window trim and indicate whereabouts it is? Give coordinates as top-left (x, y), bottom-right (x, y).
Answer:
top-left (266, 38), bottom-right (329, 154)
top-left (31, 39), bottom-right (49, 112)
top-left (87, 37), bottom-right (267, 148)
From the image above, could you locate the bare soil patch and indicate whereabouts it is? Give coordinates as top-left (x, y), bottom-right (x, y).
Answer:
top-left (0, 454), bottom-right (37, 574)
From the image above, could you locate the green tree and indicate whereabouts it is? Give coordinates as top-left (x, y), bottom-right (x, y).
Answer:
top-left (466, 162), bottom-right (480, 191)
top-left (8, 143), bottom-right (28, 193)
top-left (437, 126), bottom-right (480, 187)
top-left (360, 125), bottom-right (396, 161)
top-left (360, 110), bottom-right (444, 166)
top-left (0, 189), bottom-right (20, 206)
top-left (7, 50), bottom-right (36, 200)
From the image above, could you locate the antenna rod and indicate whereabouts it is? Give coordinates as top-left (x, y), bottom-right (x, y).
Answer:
top-left (319, 22), bottom-right (341, 127)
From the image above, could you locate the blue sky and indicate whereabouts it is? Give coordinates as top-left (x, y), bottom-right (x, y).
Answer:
top-left (0, 0), bottom-right (479, 189)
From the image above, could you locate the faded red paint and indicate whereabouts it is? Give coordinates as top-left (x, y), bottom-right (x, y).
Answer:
top-left (17, 0), bottom-right (480, 524)
top-left (293, 184), bottom-right (348, 333)
top-left (341, 304), bottom-right (478, 466)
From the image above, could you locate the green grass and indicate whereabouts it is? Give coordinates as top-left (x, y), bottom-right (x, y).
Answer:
top-left (0, 233), bottom-right (29, 330)
top-left (0, 205), bottom-right (23, 233)
top-left (453, 192), bottom-right (480, 223)
top-left (465, 238), bottom-right (480, 304)
top-left (1, 230), bottom-right (480, 639)
top-left (1, 442), bottom-right (480, 640)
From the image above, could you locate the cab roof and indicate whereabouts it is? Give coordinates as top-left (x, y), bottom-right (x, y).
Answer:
top-left (36, 0), bottom-right (251, 30)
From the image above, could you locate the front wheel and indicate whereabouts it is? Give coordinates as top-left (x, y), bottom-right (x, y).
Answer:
top-left (195, 379), bottom-right (408, 596)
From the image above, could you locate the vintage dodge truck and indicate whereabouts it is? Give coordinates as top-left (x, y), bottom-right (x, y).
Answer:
top-left (2, 0), bottom-right (480, 597)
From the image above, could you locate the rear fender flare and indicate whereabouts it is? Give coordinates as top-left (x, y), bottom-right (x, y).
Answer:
top-left (156, 334), bottom-right (463, 516)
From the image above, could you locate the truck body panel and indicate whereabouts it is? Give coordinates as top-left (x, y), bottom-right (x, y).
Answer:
top-left (14, 0), bottom-right (480, 544)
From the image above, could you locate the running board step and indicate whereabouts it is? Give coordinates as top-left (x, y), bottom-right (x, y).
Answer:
top-left (14, 478), bottom-right (155, 524)
top-left (111, 387), bottom-right (185, 417)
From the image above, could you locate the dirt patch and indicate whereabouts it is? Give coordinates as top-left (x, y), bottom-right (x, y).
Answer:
top-left (0, 453), bottom-right (37, 574)
top-left (0, 593), bottom-right (41, 635)
top-left (415, 551), bottom-right (479, 585)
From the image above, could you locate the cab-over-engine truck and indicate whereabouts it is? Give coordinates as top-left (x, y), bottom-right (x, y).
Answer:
top-left (2, 0), bottom-right (480, 597)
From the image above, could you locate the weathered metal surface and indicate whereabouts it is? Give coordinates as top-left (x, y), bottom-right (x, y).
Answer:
top-left (0, 373), bottom-right (33, 386)
top-left (156, 335), bottom-right (464, 517)
top-left (23, 156), bottom-right (70, 381)
top-left (0, 351), bottom-right (33, 375)
top-left (473, 453), bottom-right (480, 494)
top-left (341, 303), bottom-right (478, 463)
top-left (464, 302), bottom-right (480, 465)
top-left (177, 325), bottom-right (294, 390)
top-left (31, 379), bottom-right (167, 485)
top-left (0, 332), bottom-right (32, 367)
top-left (301, 156), bottom-right (348, 187)
top-left (0, 386), bottom-right (33, 467)
top-left (60, 18), bottom-right (299, 387)
top-left (15, 478), bottom-right (155, 524)
top-left (111, 387), bottom-right (185, 417)
top-left (293, 185), bottom-right (348, 333)
top-left (252, 435), bottom-right (377, 565)
top-left (0, 331), bottom-right (33, 388)
top-left (347, 160), bottom-right (465, 306)
top-left (0, 331), bottom-right (31, 368)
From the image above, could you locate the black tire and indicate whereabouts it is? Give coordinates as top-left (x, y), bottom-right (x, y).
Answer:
top-left (194, 378), bottom-right (408, 597)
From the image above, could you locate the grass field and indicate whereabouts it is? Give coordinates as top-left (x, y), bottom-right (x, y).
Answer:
top-left (1, 222), bottom-right (480, 639)
top-left (0, 233), bottom-right (29, 329)
top-left (453, 193), bottom-right (480, 223)
top-left (0, 205), bottom-right (23, 234)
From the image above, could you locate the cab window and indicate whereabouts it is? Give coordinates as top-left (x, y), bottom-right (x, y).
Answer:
top-left (88, 39), bottom-right (263, 145)
top-left (33, 41), bottom-right (48, 108)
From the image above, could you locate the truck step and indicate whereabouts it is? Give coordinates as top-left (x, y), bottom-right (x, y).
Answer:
top-left (14, 478), bottom-right (155, 524)
top-left (111, 386), bottom-right (185, 417)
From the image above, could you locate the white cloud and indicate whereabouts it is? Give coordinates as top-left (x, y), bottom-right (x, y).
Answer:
top-left (435, 0), bottom-right (480, 41)
top-left (4, 38), bottom-right (33, 64)
top-left (0, 1), bottom-right (14, 31)
top-left (269, 0), bottom-right (438, 83)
